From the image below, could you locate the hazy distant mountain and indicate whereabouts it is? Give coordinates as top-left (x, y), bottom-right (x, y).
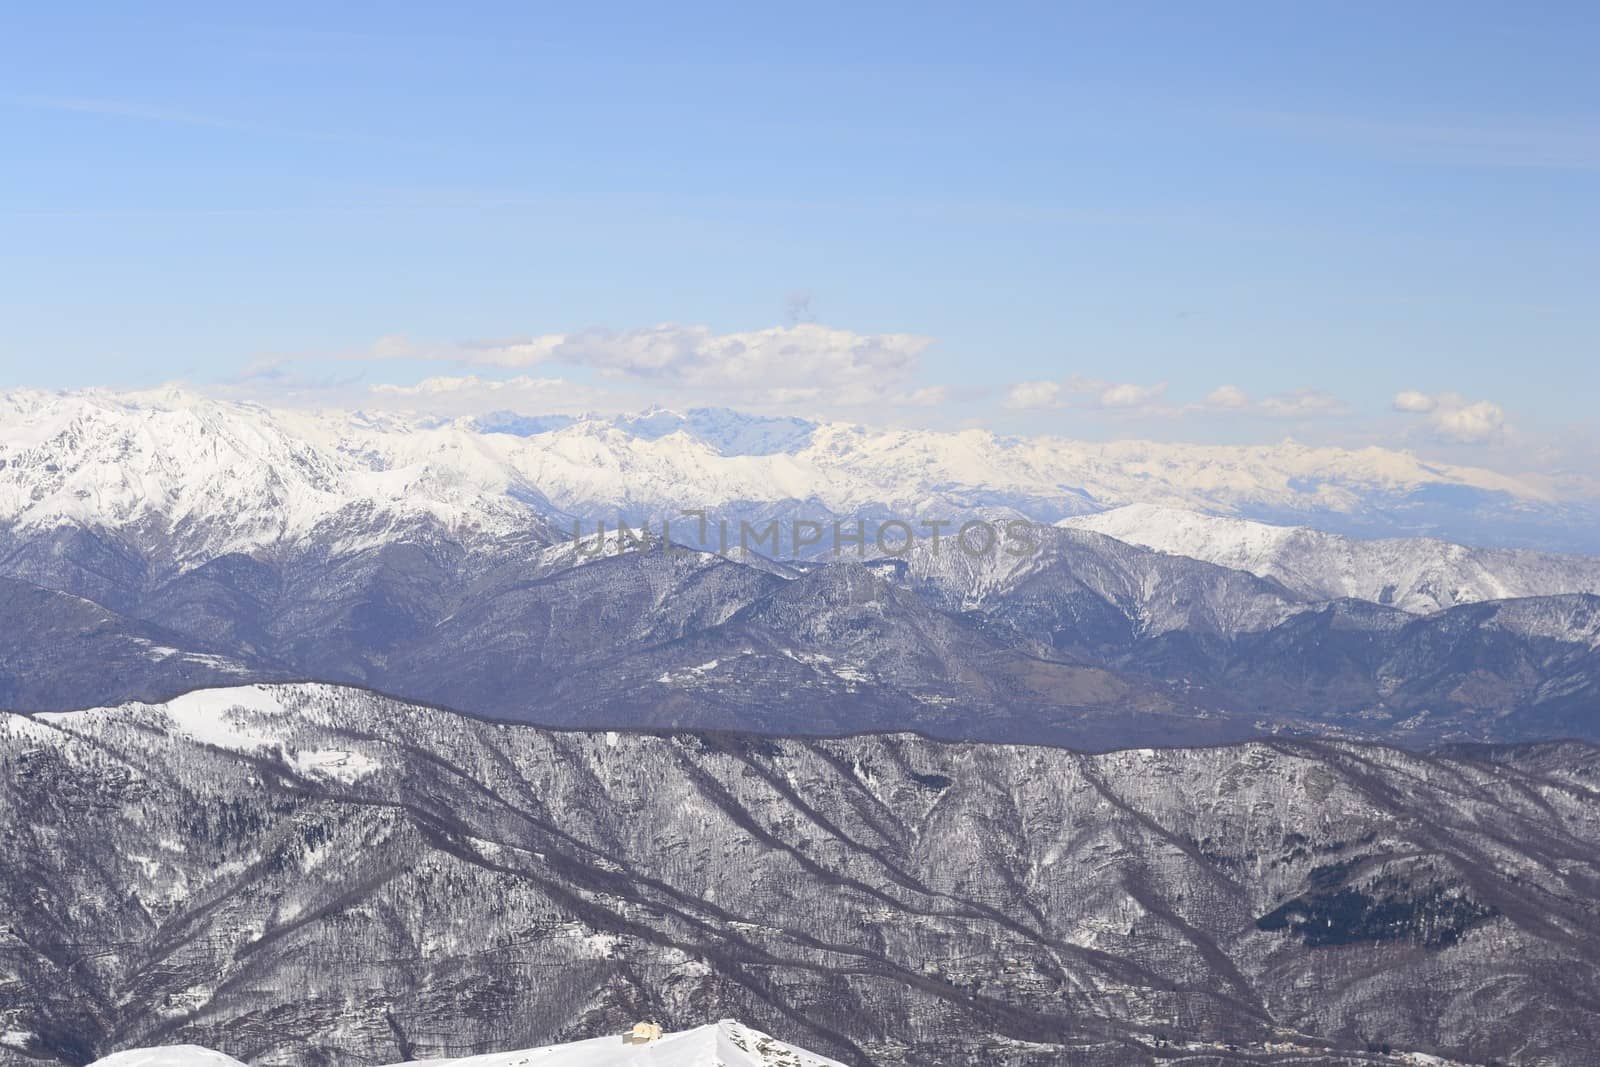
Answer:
top-left (5, 684), bottom-right (1594, 1066)
top-left (1065, 503), bottom-right (1600, 612)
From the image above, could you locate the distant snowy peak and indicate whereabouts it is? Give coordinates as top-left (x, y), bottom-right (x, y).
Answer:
top-left (468, 407), bottom-right (817, 457)
top-left (1062, 503), bottom-right (1600, 613)
top-left (84, 1021), bottom-right (844, 1067)
top-left (469, 410), bottom-right (578, 437)
top-left (0, 390), bottom-right (556, 562)
top-left (606, 407), bottom-right (819, 456)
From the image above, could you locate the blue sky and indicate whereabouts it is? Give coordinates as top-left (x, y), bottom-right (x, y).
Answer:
top-left (3, 2), bottom-right (1596, 473)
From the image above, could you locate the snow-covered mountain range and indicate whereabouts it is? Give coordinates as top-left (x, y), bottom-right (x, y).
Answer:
top-left (6, 387), bottom-right (1600, 749)
top-left (3, 388), bottom-right (1594, 561)
top-left (6, 683), bottom-right (1592, 1066)
top-left (7, 391), bottom-right (1600, 1066)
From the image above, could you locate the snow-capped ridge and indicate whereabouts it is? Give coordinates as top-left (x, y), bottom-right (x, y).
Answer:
top-left (1063, 503), bottom-right (1600, 613)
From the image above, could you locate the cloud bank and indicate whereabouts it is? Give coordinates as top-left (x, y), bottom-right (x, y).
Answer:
top-left (1393, 390), bottom-right (1510, 444)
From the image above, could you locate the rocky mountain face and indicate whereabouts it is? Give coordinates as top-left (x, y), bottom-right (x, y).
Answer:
top-left (3, 685), bottom-right (1596, 1067)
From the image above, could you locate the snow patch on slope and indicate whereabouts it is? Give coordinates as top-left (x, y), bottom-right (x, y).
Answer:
top-left (86, 1022), bottom-right (843, 1067)
top-left (160, 685), bottom-right (291, 750)
top-left (87, 1047), bottom-right (248, 1067)
top-left (288, 748), bottom-right (382, 783)
top-left (405, 1020), bottom-right (844, 1067)
top-left (34, 684), bottom-right (388, 777)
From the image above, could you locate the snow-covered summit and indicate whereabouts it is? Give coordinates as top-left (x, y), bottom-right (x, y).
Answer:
top-left (392, 1020), bottom-right (844, 1066)
top-left (1062, 503), bottom-right (1600, 613)
top-left (86, 1048), bottom-right (247, 1067)
top-left (84, 1022), bottom-right (844, 1067)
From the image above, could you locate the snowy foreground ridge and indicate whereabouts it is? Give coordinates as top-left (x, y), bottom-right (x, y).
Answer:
top-left (85, 1022), bottom-right (847, 1067)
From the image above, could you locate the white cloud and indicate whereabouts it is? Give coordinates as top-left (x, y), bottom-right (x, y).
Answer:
top-left (368, 334), bottom-right (431, 360)
top-left (1257, 388), bottom-right (1348, 418)
top-left (1005, 380), bottom-right (1064, 410)
top-left (1097, 381), bottom-right (1168, 409)
top-left (1204, 384), bottom-right (1251, 409)
top-left (1432, 400), bottom-right (1508, 443)
top-left (1392, 390), bottom-right (1509, 444)
top-left (1006, 379), bottom-right (1341, 420)
top-left (356, 375), bottom-right (607, 417)
top-left (234, 321), bottom-right (945, 416)
top-left (1001, 376), bottom-right (1170, 414)
top-left (898, 385), bottom-right (951, 407)
top-left (339, 322), bottom-right (943, 412)
top-left (461, 322), bottom-right (932, 391)
top-left (370, 375), bottom-right (569, 397)
top-left (1185, 386), bottom-right (1349, 419)
top-left (1391, 389), bottom-right (1438, 414)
